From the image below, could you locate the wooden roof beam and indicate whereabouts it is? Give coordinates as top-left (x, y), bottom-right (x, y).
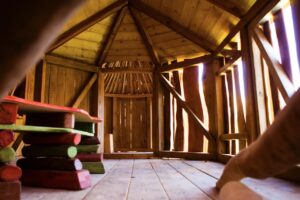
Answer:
top-left (213, 0), bottom-right (280, 56)
top-left (160, 55), bottom-right (213, 73)
top-left (96, 7), bottom-right (127, 66)
top-left (216, 52), bottom-right (242, 75)
top-left (160, 74), bottom-right (216, 142)
top-left (206, 0), bottom-right (244, 18)
top-left (48, 0), bottom-right (128, 52)
top-left (129, 7), bottom-right (160, 65)
top-left (129, 0), bottom-right (216, 53)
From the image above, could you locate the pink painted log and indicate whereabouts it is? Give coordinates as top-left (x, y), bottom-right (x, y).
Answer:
top-left (76, 153), bottom-right (103, 162)
top-left (0, 103), bottom-right (18, 124)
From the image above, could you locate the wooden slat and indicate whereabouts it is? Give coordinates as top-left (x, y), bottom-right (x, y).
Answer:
top-left (129, 7), bottom-right (160, 65)
top-left (127, 160), bottom-right (168, 200)
top-left (45, 55), bottom-right (98, 72)
top-left (213, 0), bottom-right (280, 56)
top-left (130, 0), bottom-right (216, 52)
top-left (96, 8), bottom-right (127, 66)
top-left (206, 0), bottom-right (244, 18)
top-left (105, 93), bottom-right (152, 98)
top-left (72, 73), bottom-right (97, 108)
top-left (159, 74), bottom-right (215, 142)
top-left (158, 151), bottom-right (217, 161)
top-left (220, 133), bottom-right (248, 141)
top-left (48, 0), bottom-right (128, 52)
top-left (252, 28), bottom-right (295, 102)
top-left (160, 55), bottom-right (213, 73)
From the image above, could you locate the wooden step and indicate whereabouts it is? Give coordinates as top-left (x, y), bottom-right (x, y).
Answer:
top-left (82, 162), bottom-right (105, 174)
top-left (22, 145), bottom-right (77, 158)
top-left (0, 130), bottom-right (14, 148)
top-left (21, 169), bottom-right (91, 190)
top-left (0, 164), bottom-right (22, 181)
top-left (26, 112), bottom-right (75, 128)
top-left (76, 153), bottom-right (103, 162)
top-left (17, 158), bottom-right (82, 171)
top-left (0, 181), bottom-right (21, 200)
top-left (0, 147), bottom-right (15, 163)
top-left (23, 133), bottom-right (81, 145)
top-left (79, 136), bottom-right (100, 145)
top-left (0, 103), bottom-right (18, 124)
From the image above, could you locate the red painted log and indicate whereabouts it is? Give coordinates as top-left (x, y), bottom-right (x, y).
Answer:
top-left (23, 133), bottom-right (81, 145)
top-left (17, 158), bottom-right (82, 171)
top-left (0, 130), bottom-right (14, 147)
top-left (0, 164), bottom-right (22, 181)
top-left (0, 181), bottom-right (21, 200)
top-left (80, 136), bottom-right (100, 145)
top-left (0, 103), bottom-right (18, 124)
top-left (21, 169), bottom-right (91, 190)
top-left (76, 153), bottom-right (103, 162)
top-left (26, 112), bottom-right (75, 128)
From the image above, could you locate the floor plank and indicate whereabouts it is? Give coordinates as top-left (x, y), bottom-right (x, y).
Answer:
top-left (21, 159), bottom-right (119, 200)
top-left (150, 159), bottom-right (211, 200)
top-left (185, 160), bottom-right (300, 200)
top-left (84, 159), bottom-right (134, 200)
top-left (127, 159), bottom-right (168, 200)
top-left (167, 160), bottom-right (218, 199)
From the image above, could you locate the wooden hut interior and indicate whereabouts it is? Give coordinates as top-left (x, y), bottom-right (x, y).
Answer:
top-left (0, 0), bottom-right (300, 199)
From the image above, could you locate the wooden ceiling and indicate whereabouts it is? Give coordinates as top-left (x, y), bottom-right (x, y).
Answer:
top-left (49, 0), bottom-right (256, 65)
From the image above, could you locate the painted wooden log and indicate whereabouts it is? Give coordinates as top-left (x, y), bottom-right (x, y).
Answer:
top-left (0, 164), bottom-right (22, 181)
top-left (22, 145), bottom-right (77, 158)
top-left (79, 136), bottom-right (100, 145)
top-left (82, 162), bottom-right (105, 174)
top-left (183, 67), bottom-right (204, 152)
top-left (216, 89), bottom-right (300, 189)
top-left (23, 133), bottom-right (81, 145)
top-left (26, 112), bottom-right (75, 128)
top-left (17, 158), bottom-right (82, 171)
top-left (75, 122), bottom-right (95, 133)
top-left (0, 147), bottom-right (15, 163)
top-left (220, 181), bottom-right (263, 200)
top-left (0, 103), bottom-right (18, 124)
top-left (76, 145), bottom-right (99, 153)
top-left (21, 169), bottom-right (91, 190)
top-left (76, 153), bottom-right (103, 162)
top-left (0, 130), bottom-right (14, 147)
top-left (0, 181), bottom-right (21, 200)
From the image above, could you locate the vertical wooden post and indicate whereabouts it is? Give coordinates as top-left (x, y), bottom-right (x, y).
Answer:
top-left (241, 27), bottom-right (259, 144)
top-left (34, 59), bottom-right (47, 102)
top-left (104, 97), bottom-right (113, 153)
top-left (163, 74), bottom-right (171, 150)
top-left (91, 72), bottom-right (105, 152)
top-left (152, 67), bottom-right (164, 155)
top-left (291, 0), bottom-right (300, 72)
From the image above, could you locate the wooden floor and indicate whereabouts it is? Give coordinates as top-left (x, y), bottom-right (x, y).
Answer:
top-left (22, 159), bottom-right (300, 200)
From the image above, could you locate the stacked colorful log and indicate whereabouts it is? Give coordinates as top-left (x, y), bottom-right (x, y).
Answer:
top-left (75, 122), bottom-right (105, 174)
top-left (16, 112), bottom-right (92, 190)
top-left (0, 103), bottom-right (21, 200)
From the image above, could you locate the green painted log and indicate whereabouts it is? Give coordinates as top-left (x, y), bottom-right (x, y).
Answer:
top-left (17, 158), bottom-right (82, 171)
top-left (74, 122), bottom-right (95, 133)
top-left (0, 147), bottom-right (15, 163)
top-left (82, 162), bottom-right (105, 174)
top-left (76, 145), bottom-right (99, 153)
top-left (22, 145), bottom-right (77, 158)
top-left (79, 136), bottom-right (100, 145)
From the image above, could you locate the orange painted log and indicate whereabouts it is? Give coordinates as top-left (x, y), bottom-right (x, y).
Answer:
top-left (0, 130), bottom-right (14, 147)
top-left (23, 133), bottom-right (81, 145)
top-left (76, 153), bottom-right (103, 162)
top-left (21, 169), bottom-right (91, 190)
top-left (0, 164), bottom-right (22, 181)
top-left (0, 103), bottom-right (18, 124)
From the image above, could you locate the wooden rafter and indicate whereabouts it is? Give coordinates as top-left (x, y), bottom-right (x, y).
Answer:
top-left (72, 73), bottom-right (98, 108)
top-left (206, 0), bottom-right (244, 18)
top-left (159, 74), bottom-right (215, 142)
top-left (213, 0), bottom-right (280, 56)
top-left (216, 52), bottom-right (242, 75)
top-left (48, 0), bottom-right (128, 52)
top-left (129, 7), bottom-right (160, 65)
top-left (160, 55), bottom-right (213, 73)
top-left (252, 28), bottom-right (294, 101)
top-left (129, 0), bottom-right (216, 52)
top-left (96, 7), bottom-right (127, 66)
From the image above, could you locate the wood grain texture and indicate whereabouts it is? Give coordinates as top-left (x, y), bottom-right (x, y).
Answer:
top-left (76, 153), bottom-right (103, 162)
top-left (0, 181), bottom-right (21, 200)
top-left (22, 145), bottom-right (77, 158)
top-left (23, 133), bottom-right (81, 145)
